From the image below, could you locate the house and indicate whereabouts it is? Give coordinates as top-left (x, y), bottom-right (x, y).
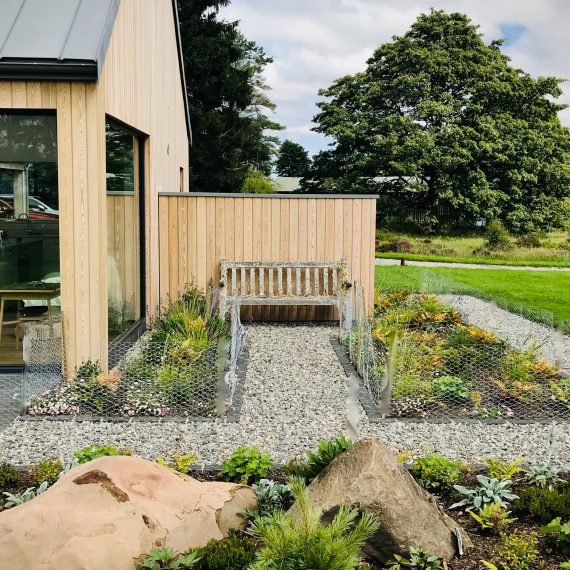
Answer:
top-left (0, 0), bottom-right (190, 371)
top-left (273, 176), bottom-right (301, 194)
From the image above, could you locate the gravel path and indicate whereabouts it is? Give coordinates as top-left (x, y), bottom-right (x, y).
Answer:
top-left (439, 294), bottom-right (570, 374)
top-left (1, 324), bottom-right (569, 467)
top-left (376, 257), bottom-right (570, 271)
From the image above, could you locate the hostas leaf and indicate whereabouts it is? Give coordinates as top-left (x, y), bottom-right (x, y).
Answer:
top-left (451, 475), bottom-right (518, 510)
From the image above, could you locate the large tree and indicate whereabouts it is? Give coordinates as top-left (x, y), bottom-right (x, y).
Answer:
top-left (303, 10), bottom-right (570, 233)
top-left (178, 0), bottom-right (282, 192)
top-left (275, 139), bottom-right (312, 177)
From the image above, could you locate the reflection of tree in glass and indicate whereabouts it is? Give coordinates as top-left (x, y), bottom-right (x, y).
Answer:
top-left (105, 123), bottom-right (135, 193)
top-left (0, 114), bottom-right (57, 161)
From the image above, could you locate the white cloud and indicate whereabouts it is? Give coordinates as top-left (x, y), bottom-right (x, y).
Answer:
top-left (220, 0), bottom-right (570, 155)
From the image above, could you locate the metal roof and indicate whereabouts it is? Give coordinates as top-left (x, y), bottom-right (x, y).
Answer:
top-left (0, 0), bottom-right (192, 142)
top-left (0, 0), bottom-right (120, 81)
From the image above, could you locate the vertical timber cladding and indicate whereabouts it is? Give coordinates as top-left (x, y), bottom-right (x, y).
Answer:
top-left (158, 194), bottom-right (378, 320)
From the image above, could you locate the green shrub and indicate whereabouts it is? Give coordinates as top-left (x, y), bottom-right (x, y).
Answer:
top-left (75, 360), bottom-right (102, 379)
top-left (485, 220), bottom-right (511, 251)
top-left (0, 462), bottom-right (22, 494)
top-left (515, 234), bottom-right (541, 248)
top-left (432, 376), bottom-right (470, 401)
top-left (73, 445), bottom-right (131, 464)
top-left (249, 477), bottom-right (379, 570)
top-left (241, 170), bottom-right (275, 194)
top-left (138, 548), bottom-right (200, 569)
top-left (485, 457), bottom-right (526, 481)
top-left (304, 434), bottom-right (353, 482)
top-left (193, 529), bottom-right (257, 570)
top-left (219, 446), bottom-right (273, 485)
top-left (514, 484), bottom-right (570, 523)
top-left (541, 517), bottom-right (570, 554)
top-left (384, 546), bottom-right (443, 569)
top-left (410, 454), bottom-right (462, 494)
top-left (155, 453), bottom-right (197, 474)
top-left (490, 530), bottom-right (539, 570)
top-left (469, 503), bottom-right (517, 535)
top-left (451, 476), bottom-right (518, 510)
top-left (31, 458), bottom-right (63, 486)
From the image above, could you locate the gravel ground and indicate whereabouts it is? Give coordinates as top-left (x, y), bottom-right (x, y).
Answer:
top-left (440, 294), bottom-right (570, 374)
top-left (1, 324), bottom-right (569, 467)
top-left (376, 258), bottom-right (570, 271)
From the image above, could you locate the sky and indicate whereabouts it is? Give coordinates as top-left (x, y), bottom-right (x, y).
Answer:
top-left (219, 0), bottom-right (570, 158)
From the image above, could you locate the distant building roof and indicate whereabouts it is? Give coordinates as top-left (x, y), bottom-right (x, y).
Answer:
top-left (0, 0), bottom-right (191, 142)
top-left (273, 177), bottom-right (302, 193)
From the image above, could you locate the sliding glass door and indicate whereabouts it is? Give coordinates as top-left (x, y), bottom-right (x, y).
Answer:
top-left (0, 112), bottom-right (60, 367)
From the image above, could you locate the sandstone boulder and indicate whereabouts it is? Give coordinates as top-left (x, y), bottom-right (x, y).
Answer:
top-left (0, 455), bottom-right (255, 570)
top-left (303, 437), bottom-right (470, 562)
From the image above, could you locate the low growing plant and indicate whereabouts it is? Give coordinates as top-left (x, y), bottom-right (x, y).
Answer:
top-left (410, 453), bottom-right (462, 494)
top-left (526, 463), bottom-right (564, 491)
top-left (219, 446), bottom-right (273, 485)
top-left (31, 458), bottom-right (63, 486)
top-left (487, 530), bottom-right (539, 570)
top-left (384, 546), bottom-right (443, 569)
top-left (249, 477), bottom-right (380, 570)
top-left (156, 453), bottom-right (197, 474)
top-left (469, 502), bottom-right (517, 535)
top-left (2, 481), bottom-right (49, 508)
top-left (302, 433), bottom-right (353, 482)
top-left (246, 479), bottom-right (293, 520)
top-left (138, 548), bottom-right (200, 570)
top-left (0, 462), bottom-right (22, 494)
top-left (73, 445), bottom-right (131, 464)
top-left (432, 375), bottom-right (470, 401)
top-left (451, 475), bottom-right (518, 510)
top-left (485, 457), bottom-right (526, 481)
top-left (192, 529), bottom-right (257, 570)
top-left (541, 517), bottom-right (570, 554)
top-left (514, 484), bottom-right (570, 523)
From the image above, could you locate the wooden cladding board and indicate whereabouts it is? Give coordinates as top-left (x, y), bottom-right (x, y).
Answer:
top-left (158, 195), bottom-right (377, 320)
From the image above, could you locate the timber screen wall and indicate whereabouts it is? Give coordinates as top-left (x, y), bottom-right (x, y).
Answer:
top-left (158, 193), bottom-right (377, 320)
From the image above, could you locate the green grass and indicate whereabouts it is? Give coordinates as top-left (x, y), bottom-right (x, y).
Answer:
top-left (376, 230), bottom-right (570, 267)
top-left (375, 265), bottom-right (570, 333)
top-left (376, 252), bottom-right (570, 268)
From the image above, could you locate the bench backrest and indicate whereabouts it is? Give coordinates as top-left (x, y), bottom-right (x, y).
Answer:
top-left (219, 259), bottom-right (349, 311)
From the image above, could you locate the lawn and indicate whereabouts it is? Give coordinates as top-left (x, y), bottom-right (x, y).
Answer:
top-left (374, 265), bottom-right (570, 333)
top-left (375, 230), bottom-right (570, 267)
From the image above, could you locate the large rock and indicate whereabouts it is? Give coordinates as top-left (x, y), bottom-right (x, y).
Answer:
top-left (303, 437), bottom-right (470, 562)
top-left (0, 456), bottom-right (255, 570)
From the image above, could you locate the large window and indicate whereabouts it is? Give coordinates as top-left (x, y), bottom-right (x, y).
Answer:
top-left (106, 120), bottom-right (143, 341)
top-left (0, 113), bottom-right (60, 366)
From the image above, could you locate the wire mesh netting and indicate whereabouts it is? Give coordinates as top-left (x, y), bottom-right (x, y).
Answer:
top-left (0, 290), bottom-right (246, 425)
top-left (342, 286), bottom-right (570, 421)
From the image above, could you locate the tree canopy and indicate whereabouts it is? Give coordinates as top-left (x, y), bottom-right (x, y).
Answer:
top-left (303, 10), bottom-right (570, 233)
top-left (275, 139), bottom-right (312, 177)
top-left (178, 0), bottom-right (283, 192)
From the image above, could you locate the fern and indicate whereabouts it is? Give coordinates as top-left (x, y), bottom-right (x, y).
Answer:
top-left (249, 477), bottom-right (379, 570)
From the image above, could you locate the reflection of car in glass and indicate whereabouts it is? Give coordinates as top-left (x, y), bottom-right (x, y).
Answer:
top-left (0, 195), bottom-right (59, 220)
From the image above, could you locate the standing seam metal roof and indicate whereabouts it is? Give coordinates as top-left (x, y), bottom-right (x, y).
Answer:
top-left (0, 0), bottom-right (192, 142)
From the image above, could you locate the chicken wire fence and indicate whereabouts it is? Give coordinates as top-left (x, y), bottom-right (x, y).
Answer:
top-left (341, 286), bottom-right (570, 421)
top-left (0, 297), bottom-right (246, 426)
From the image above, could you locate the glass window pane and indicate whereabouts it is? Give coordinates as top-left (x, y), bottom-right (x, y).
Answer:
top-left (106, 120), bottom-right (141, 341)
top-left (0, 113), bottom-right (60, 366)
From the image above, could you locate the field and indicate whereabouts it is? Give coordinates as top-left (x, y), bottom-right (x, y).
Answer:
top-left (376, 230), bottom-right (570, 267)
top-left (375, 265), bottom-right (570, 333)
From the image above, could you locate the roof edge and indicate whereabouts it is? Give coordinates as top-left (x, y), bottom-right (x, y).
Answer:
top-left (95, 0), bottom-right (122, 78)
top-left (0, 59), bottom-right (97, 81)
top-left (171, 0), bottom-right (192, 145)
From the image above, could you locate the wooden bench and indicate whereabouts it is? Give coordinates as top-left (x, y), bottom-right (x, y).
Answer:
top-left (219, 258), bottom-right (351, 318)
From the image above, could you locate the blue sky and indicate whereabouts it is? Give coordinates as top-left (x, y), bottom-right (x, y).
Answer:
top-left (220, 0), bottom-right (570, 158)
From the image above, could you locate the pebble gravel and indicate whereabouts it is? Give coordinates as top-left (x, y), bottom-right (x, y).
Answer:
top-left (1, 324), bottom-right (569, 467)
top-left (440, 294), bottom-right (570, 374)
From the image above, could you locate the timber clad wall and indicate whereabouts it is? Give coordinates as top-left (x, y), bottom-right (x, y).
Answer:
top-left (158, 194), bottom-right (377, 320)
